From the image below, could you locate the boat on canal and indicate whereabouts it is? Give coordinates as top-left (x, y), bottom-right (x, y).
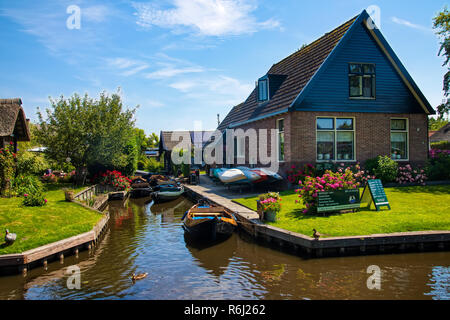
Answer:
top-left (182, 201), bottom-right (238, 240)
top-left (151, 184), bottom-right (184, 203)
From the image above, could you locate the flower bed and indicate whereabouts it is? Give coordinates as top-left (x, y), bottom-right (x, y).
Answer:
top-left (95, 170), bottom-right (132, 191)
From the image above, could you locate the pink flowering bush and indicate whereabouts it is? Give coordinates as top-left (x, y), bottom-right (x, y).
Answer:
top-left (287, 163), bottom-right (316, 185)
top-left (22, 192), bottom-right (47, 207)
top-left (260, 197), bottom-right (282, 213)
top-left (396, 164), bottom-right (427, 185)
top-left (296, 169), bottom-right (361, 215)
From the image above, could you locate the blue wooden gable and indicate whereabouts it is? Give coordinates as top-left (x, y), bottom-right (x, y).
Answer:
top-left (292, 11), bottom-right (434, 114)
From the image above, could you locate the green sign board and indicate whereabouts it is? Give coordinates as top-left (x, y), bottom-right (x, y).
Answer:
top-left (317, 189), bottom-right (360, 213)
top-left (361, 179), bottom-right (391, 211)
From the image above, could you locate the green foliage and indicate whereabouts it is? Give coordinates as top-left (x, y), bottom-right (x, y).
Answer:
top-left (22, 191), bottom-right (47, 207)
top-left (36, 91), bottom-right (137, 179)
top-left (426, 149), bottom-right (450, 180)
top-left (373, 156), bottom-right (398, 183)
top-left (143, 157), bottom-right (164, 173)
top-left (364, 156), bottom-right (398, 183)
top-left (11, 175), bottom-right (43, 197)
top-left (171, 148), bottom-right (190, 177)
top-left (433, 7), bottom-right (450, 118)
top-left (0, 143), bottom-right (16, 195)
top-left (147, 132), bottom-right (160, 148)
top-left (431, 140), bottom-right (450, 150)
top-left (16, 151), bottom-right (49, 176)
top-left (429, 117), bottom-right (449, 131)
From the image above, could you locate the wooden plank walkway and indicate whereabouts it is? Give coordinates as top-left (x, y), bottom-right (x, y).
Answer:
top-left (183, 176), bottom-right (450, 258)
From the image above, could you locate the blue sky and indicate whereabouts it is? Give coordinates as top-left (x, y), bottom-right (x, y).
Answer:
top-left (0, 0), bottom-right (447, 135)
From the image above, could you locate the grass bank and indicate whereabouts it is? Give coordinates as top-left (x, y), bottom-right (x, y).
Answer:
top-left (234, 185), bottom-right (450, 238)
top-left (0, 183), bottom-right (104, 255)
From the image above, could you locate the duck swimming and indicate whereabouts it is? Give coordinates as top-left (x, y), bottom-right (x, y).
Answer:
top-left (5, 229), bottom-right (17, 244)
top-left (131, 273), bottom-right (148, 281)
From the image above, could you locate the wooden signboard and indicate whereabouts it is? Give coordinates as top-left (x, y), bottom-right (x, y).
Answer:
top-left (317, 189), bottom-right (360, 213)
top-left (361, 179), bottom-right (391, 211)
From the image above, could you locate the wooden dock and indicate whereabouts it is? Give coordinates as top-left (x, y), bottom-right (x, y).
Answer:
top-left (183, 176), bottom-right (450, 258)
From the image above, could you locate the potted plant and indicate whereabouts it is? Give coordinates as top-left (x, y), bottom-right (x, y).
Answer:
top-left (257, 192), bottom-right (282, 222)
top-left (63, 188), bottom-right (75, 201)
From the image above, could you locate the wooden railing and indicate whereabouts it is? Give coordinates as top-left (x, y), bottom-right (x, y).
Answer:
top-left (73, 184), bottom-right (115, 207)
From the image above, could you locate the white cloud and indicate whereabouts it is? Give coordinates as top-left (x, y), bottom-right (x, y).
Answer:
top-left (132, 0), bottom-right (280, 36)
top-left (145, 66), bottom-right (205, 79)
top-left (391, 17), bottom-right (431, 32)
top-left (169, 75), bottom-right (253, 105)
top-left (82, 5), bottom-right (111, 23)
top-left (106, 57), bottom-right (149, 76)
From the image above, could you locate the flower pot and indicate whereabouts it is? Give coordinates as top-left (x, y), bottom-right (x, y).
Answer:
top-left (65, 191), bottom-right (74, 202)
top-left (264, 210), bottom-right (277, 222)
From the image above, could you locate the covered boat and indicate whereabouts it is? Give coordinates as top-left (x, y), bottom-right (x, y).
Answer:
top-left (182, 201), bottom-right (238, 240)
top-left (217, 168), bottom-right (247, 184)
top-left (152, 184), bottom-right (184, 203)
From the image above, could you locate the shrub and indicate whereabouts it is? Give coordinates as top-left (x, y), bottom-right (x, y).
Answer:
top-left (426, 149), bottom-right (450, 181)
top-left (396, 164), bottom-right (428, 185)
top-left (97, 170), bottom-right (131, 191)
top-left (11, 175), bottom-right (43, 197)
top-left (431, 141), bottom-right (450, 150)
top-left (22, 192), bottom-right (47, 207)
top-left (0, 142), bottom-right (16, 195)
top-left (41, 173), bottom-right (58, 183)
top-left (287, 163), bottom-right (316, 185)
top-left (365, 156), bottom-right (398, 183)
top-left (16, 151), bottom-right (48, 176)
top-left (296, 169), bottom-right (360, 215)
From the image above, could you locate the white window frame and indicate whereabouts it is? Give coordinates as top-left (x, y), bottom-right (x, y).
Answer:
top-left (316, 116), bottom-right (356, 162)
top-left (277, 118), bottom-right (285, 163)
top-left (235, 135), bottom-right (245, 159)
top-left (390, 118), bottom-right (409, 161)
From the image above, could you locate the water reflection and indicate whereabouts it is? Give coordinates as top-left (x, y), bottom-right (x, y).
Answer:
top-left (0, 196), bottom-right (448, 300)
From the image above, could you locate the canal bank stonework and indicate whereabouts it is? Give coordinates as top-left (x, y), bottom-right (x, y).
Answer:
top-left (183, 183), bottom-right (450, 258)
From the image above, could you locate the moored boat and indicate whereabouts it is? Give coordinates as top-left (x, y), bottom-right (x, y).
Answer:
top-left (217, 168), bottom-right (247, 184)
top-left (182, 201), bottom-right (238, 240)
top-left (152, 184), bottom-right (184, 203)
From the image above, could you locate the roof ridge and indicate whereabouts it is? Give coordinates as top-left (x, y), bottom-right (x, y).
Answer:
top-left (270, 14), bottom-right (359, 72)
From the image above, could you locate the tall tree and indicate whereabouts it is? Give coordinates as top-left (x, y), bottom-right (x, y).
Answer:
top-left (433, 7), bottom-right (450, 119)
top-left (36, 91), bottom-right (137, 181)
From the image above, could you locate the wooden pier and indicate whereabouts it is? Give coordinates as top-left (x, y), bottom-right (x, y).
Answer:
top-left (183, 176), bottom-right (450, 258)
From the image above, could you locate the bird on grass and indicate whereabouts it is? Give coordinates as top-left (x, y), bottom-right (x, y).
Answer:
top-left (313, 229), bottom-right (331, 240)
top-left (5, 229), bottom-right (17, 244)
top-left (131, 273), bottom-right (148, 282)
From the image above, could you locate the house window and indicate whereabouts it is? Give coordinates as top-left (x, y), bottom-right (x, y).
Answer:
top-left (258, 79), bottom-right (268, 101)
top-left (317, 117), bottom-right (355, 161)
top-left (277, 119), bottom-right (285, 162)
top-left (235, 136), bottom-right (245, 158)
top-left (349, 63), bottom-right (375, 98)
top-left (390, 119), bottom-right (408, 160)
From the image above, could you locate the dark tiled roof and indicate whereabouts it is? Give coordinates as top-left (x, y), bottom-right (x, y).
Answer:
top-left (217, 15), bottom-right (357, 131)
top-left (159, 131), bottom-right (215, 151)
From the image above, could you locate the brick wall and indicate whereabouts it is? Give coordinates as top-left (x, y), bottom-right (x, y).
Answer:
top-left (230, 111), bottom-right (428, 176)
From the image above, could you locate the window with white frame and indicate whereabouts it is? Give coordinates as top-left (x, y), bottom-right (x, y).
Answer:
top-left (390, 118), bottom-right (408, 160)
top-left (277, 118), bottom-right (285, 162)
top-left (235, 135), bottom-right (245, 158)
top-left (316, 117), bottom-right (355, 161)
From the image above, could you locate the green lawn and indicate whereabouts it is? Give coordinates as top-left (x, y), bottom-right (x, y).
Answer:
top-left (234, 185), bottom-right (450, 238)
top-left (0, 184), bottom-right (104, 255)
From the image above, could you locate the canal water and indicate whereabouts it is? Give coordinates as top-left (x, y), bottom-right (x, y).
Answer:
top-left (0, 196), bottom-right (449, 300)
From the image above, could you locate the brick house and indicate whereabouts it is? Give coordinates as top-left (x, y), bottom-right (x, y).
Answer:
top-left (217, 10), bottom-right (435, 176)
top-left (429, 123), bottom-right (450, 144)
